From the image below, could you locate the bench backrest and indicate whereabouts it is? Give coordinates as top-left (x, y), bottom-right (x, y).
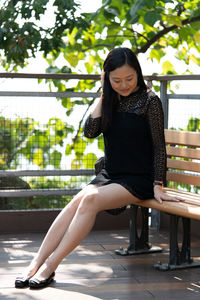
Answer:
top-left (165, 130), bottom-right (200, 187)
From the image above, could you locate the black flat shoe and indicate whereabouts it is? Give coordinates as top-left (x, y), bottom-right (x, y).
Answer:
top-left (15, 277), bottom-right (30, 288)
top-left (29, 272), bottom-right (55, 289)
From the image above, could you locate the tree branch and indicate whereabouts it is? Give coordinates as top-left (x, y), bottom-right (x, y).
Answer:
top-left (135, 15), bottom-right (200, 55)
top-left (82, 43), bottom-right (112, 52)
top-left (127, 28), bottom-right (149, 42)
top-left (107, 34), bottom-right (136, 38)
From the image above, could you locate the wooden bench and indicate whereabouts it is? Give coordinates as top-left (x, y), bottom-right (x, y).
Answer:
top-left (115, 129), bottom-right (200, 270)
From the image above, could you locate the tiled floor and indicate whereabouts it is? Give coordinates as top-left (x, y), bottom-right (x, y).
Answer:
top-left (1, 229), bottom-right (200, 299)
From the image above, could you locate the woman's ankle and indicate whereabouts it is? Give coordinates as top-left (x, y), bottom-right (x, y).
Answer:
top-left (31, 259), bottom-right (55, 280)
top-left (24, 257), bottom-right (43, 278)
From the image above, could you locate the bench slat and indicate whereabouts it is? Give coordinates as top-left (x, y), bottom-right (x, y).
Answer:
top-left (165, 188), bottom-right (200, 205)
top-left (167, 171), bottom-right (200, 186)
top-left (139, 200), bottom-right (200, 220)
top-left (166, 146), bottom-right (200, 160)
top-left (164, 188), bottom-right (200, 200)
top-left (137, 189), bottom-right (200, 220)
top-left (167, 158), bottom-right (200, 172)
top-left (165, 129), bottom-right (200, 147)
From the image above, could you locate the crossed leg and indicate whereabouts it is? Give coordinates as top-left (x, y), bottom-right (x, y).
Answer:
top-left (21, 183), bottom-right (139, 281)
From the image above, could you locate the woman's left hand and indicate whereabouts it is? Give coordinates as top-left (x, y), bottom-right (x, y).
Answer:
top-left (154, 185), bottom-right (184, 204)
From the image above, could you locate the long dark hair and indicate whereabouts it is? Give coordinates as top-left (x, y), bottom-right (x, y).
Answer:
top-left (101, 47), bottom-right (146, 132)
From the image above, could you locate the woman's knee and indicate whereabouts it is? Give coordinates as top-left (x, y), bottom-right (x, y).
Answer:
top-left (78, 189), bottom-right (100, 214)
top-left (68, 194), bottom-right (83, 212)
top-left (69, 185), bottom-right (99, 212)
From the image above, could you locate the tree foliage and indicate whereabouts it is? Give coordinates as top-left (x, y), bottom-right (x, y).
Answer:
top-left (1, 0), bottom-right (200, 72)
top-left (0, 0), bottom-right (89, 69)
top-left (0, 116), bottom-right (71, 169)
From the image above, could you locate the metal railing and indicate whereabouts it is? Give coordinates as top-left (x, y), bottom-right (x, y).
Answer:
top-left (0, 73), bottom-right (199, 199)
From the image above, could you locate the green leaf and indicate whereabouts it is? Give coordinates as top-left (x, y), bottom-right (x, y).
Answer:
top-left (178, 27), bottom-right (191, 40)
top-left (129, 0), bottom-right (145, 17)
top-left (74, 138), bottom-right (87, 155)
top-left (66, 110), bottom-right (73, 116)
top-left (128, 0), bottom-right (145, 23)
top-left (71, 158), bottom-right (82, 169)
top-left (50, 150), bottom-right (61, 168)
top-left (82, 153), bottom-right (98, 169)
top-left (104, 7), bottom-right (120, 17)
top-left (194, 32), bottom-right (200, 43)
top-left (184, 1), bottom-right (199, 10)
top-left (66, 27), bottom-right (78, 46)
top-left (97, 136), bottom-right (104, 152)
top-left (61, 98), bottom-right (70, 108)
top-left (165, 15), bottom-right (182, 27)
top-left (65, 144), bottom-right (72, 155)
top-left (149, 49), bottom-right (165, 62)
top-left (33, 149), bottom-right (43, 168)
top-left (190, 54), bottom-right (200, 65)
top-left (48, 118), bottom-right (65, 130)
top-left (144, 11), bottom-right (161, 27)
top-left (186, 117), bottom-right (200, 132)
top-left (127, 13), bottom-right (139, 24)
top-left (144, 0), bottom-right (156, 9)
top-left (175, 47), bottom-right (190, 64)
top-left (162, 61), bottom-right (175, 74)
top-left (64, 53), bottom-right (79, 68)
top-left (85, 55), bottom-right (96, 73)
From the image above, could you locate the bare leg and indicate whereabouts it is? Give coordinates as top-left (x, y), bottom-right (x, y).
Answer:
top-left (31, 183), bottom-right (139, 280)
top-left (19, 184), bottom-right (98, 279)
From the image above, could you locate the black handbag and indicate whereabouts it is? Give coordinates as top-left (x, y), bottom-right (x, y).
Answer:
top-left (94, 156), bottom-right (105, 175)
top-left (95, 157), bottom-right (126, 215)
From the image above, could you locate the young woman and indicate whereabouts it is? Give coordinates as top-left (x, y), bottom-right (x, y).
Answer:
top-left (15, 47), bottom-right (181, 289)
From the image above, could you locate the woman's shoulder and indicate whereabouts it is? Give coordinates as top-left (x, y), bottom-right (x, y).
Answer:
top-left (146, 90), bottom-right (162, 104)
top-left (147, 90), bottom-right (158, 99)
top-left (145, 90), bottom-right (163, 114)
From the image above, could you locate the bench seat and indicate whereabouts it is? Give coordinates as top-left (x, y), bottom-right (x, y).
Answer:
top-left (116, 129), bottom-right (200, 270)
top-left (137, 188), bottom-right (200, 221)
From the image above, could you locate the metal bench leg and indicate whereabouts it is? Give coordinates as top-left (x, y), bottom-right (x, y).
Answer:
top-left (115, 205), bottom-right (162, 256)
top-left (154, 215), bottom-right (200, 270)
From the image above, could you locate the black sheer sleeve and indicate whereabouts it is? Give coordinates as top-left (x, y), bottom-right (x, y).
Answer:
top-left (146, 95), bottom-right (166, 183)
top-left (83, 115), bottom-right (102, 138)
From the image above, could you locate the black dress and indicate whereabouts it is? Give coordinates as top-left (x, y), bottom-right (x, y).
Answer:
top-left (84, 88), bottom-right (166, 201)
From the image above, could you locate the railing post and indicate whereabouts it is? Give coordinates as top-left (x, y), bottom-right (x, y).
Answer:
top-left (151, 80), bottom-right (168, 230)
top-left (160, 80), bottom-right (168, 129)
top-left (146, 80), bottom-right (152, 89)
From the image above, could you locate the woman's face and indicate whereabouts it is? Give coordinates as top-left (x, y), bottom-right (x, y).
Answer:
top-left (109, 64), bottom-right (138, 97)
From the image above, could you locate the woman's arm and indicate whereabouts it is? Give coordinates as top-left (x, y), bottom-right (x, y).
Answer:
top-left (83, 96), bottom-right (103, 138)
top-left (90, 95), bottom-right (103, 118)
top-left (147, 95), bottom-right (166, 184)
top-left (147, 94), bottom-right (183, 203)
top-left (84, 72), bottom-right (105, 138)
